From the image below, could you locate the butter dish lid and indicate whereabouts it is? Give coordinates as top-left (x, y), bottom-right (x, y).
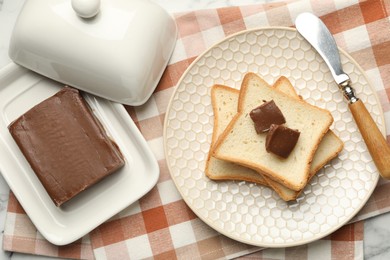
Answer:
top-left (9, 0), bottom-right (177, 106)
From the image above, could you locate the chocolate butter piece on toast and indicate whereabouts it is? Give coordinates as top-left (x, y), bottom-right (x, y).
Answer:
top-left (265, 124), bottom-right (300, 158)
top-left (250, 100), bottom-right (286, 133)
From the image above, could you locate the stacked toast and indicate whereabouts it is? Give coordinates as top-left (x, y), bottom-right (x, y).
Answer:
top-left (205, 73), bottom-right (343, 201)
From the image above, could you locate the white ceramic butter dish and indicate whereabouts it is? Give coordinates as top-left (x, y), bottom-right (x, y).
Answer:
top-left (0, 63), bottom-right (160, 245)
top-left (9, 0), bottom-right (177, 106)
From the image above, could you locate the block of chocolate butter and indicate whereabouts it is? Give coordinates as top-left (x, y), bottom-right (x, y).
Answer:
top-left (8, 87), bottom-right (125, 206)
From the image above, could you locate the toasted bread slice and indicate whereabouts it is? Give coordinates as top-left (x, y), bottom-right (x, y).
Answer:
top-left (213, 73), bottom-right (334, 191)
top-left (206, 78), bottom-right (343, 200)
top-left (266, 77), bottom-right (344, 200)
top-left (205, 85), bottom-right (268, 185)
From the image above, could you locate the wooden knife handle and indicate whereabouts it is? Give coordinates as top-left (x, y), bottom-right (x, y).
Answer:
top-left (349, 99), bottom-right (390, 179)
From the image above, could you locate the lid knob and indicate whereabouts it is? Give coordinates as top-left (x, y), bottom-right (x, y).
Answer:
top-left (72, 0), bottom-right (101, 18)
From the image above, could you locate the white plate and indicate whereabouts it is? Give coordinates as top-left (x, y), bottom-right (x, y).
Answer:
top-left (164, 27), bottom-right (384, 247)
top-left (0, 63), bottom-right (159, 245)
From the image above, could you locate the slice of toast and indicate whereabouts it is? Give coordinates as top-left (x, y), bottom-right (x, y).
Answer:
top-left (213, 73), bottom-right (334, 191)
top-left (265, 77), bottom-right (344, 200)
top-left (206, 78), bottom-right (343, 200)
top-left (205, 85), bottom-right (268, 185)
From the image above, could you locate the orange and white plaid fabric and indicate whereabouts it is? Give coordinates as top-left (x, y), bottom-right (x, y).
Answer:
top-left (3, 0), bottom-right (390, 259)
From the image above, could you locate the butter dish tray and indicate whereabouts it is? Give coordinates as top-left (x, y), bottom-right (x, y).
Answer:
top-left (0, 63), bottom-right (160, 245)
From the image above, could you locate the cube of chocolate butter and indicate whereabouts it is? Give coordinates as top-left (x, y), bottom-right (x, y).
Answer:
top-left (265, 124), bottom-right (300, 158)
top-left (8, 87), bottom-right (125, 206)
top-left (250, 100), bottom-right (286, 133)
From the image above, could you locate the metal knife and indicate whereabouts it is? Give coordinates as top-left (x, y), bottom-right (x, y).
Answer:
top-left (295, 12), bottom-right (390, 179)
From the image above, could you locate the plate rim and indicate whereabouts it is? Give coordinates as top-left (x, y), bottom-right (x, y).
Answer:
top-left (163, 26), bottom-right (383, 248)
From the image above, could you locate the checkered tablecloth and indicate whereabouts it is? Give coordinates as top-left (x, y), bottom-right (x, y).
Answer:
top-left (3, 0), bottom-right (390, 259)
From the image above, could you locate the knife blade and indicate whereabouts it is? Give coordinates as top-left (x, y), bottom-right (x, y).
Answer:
top-left (295, 12), bottom-right (390, 179)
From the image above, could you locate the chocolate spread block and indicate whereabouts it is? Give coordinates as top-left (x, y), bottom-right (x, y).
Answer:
top-left (8, 87), bottom-right (125, 206)
top-left (265, 124), bottom-right (300, 158)
top-left (250, 100), bottom-right (286, 133)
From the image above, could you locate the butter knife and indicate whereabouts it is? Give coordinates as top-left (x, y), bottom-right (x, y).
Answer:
top-left (295, 12), bottom-right (390, 179)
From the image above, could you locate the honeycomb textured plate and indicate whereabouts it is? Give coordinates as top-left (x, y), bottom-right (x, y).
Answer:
top-left (163, 28), bottom-right (384, 247)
